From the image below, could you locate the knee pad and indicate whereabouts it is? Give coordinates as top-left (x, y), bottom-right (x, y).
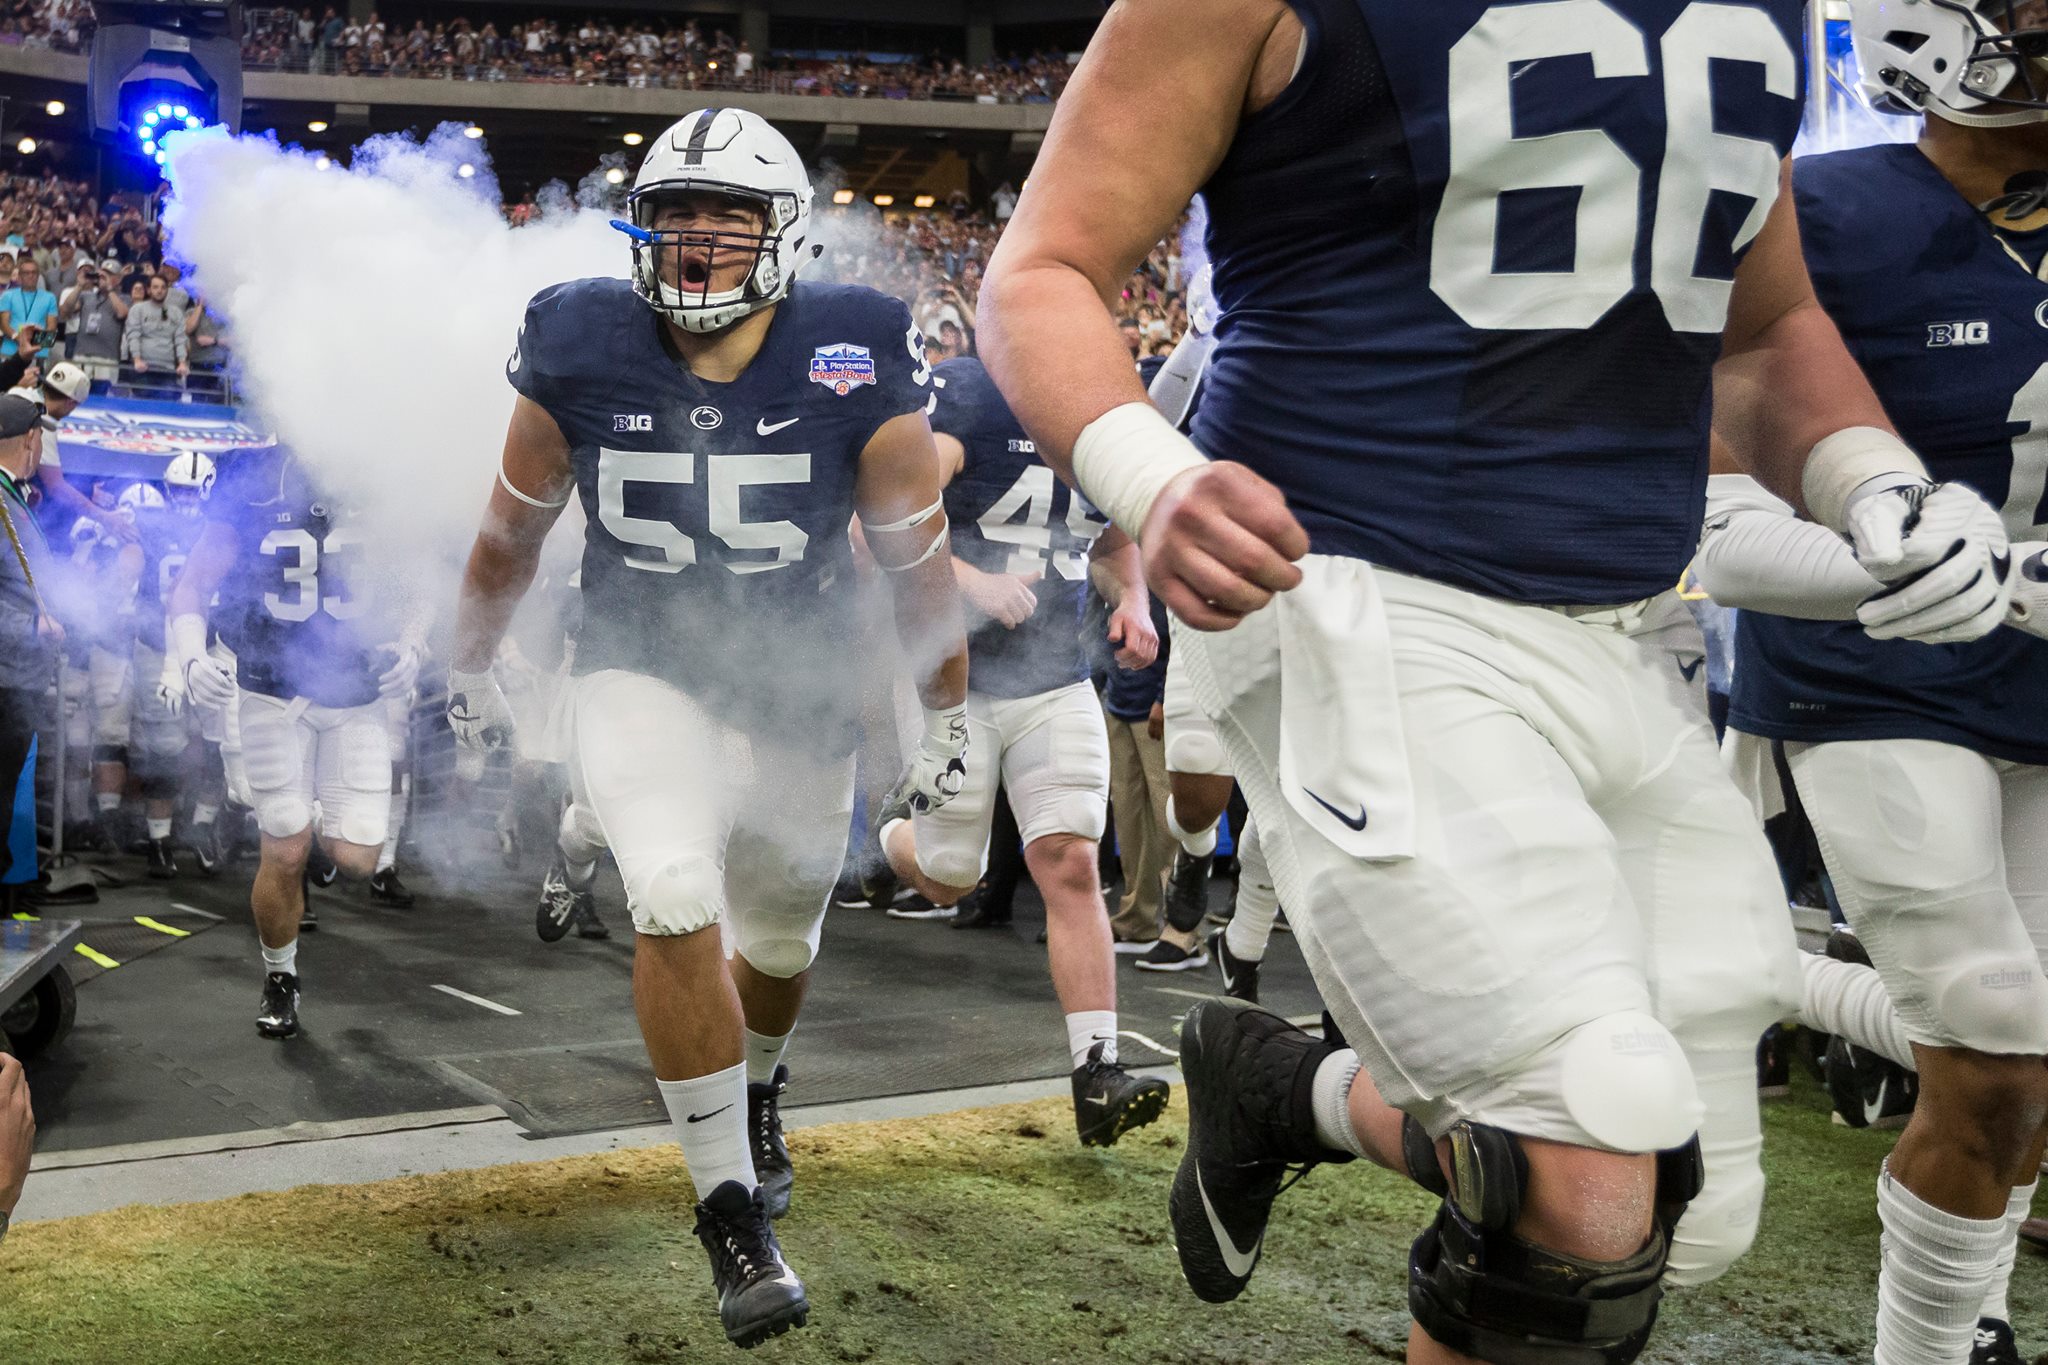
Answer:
top-left (1407, 1120), bottom-right (1705, 1365)
top-left (1555, 1011), bottom-right (1703, 1155)
top-left (1165, 727), bottom-right (1226, 777)
top-left (730, 902), bottom-right (827, 979)
top-left (1015, 787), bottom-right (1106, 846)
top-left (913, 839), bottom-right (984, 896)
top-left (628, 855), bottom-right (725, 937)
top-left (92, 744), bottom-right (129, 768)
top-left (256, 793), bottom-right (313, 839)
top-left (1870, 893), bottom-right (2048, 1053)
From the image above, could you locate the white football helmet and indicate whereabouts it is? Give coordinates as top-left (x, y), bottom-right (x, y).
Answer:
top-left (1853, 0), bottom-right (2048, 125)
top-left (117, 482), bottom-right (167, 519)
top-left (620, 107), bottom-right (818, 334)
top-left (163, 449), bottom-right (217, 503)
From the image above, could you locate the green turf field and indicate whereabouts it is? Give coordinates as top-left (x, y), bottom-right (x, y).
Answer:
top-left (1, 1073), bottom-right (2039, 1364)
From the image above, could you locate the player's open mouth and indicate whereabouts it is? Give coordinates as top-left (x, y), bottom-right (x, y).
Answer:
top-left (681, 254), bottom-right (713, 288)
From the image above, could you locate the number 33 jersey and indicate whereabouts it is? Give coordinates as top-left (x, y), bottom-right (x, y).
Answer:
top-left (1193, 0), bottom-right (1804, 606)
top-left (508, 277), bottom-right (931, 746)
top-left (1730, 145), bottom-right (2048, 765)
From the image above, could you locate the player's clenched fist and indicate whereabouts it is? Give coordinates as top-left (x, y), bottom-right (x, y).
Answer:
top-left (1140, 462), bottom-right (1309, 632)
top-left (445, 666), bottom-right (517, 781)
top-left (887, 702), bottom-right (969, 814)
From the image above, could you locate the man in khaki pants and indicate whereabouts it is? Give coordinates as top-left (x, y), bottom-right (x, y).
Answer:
top-left (1103, 597), bottom-right (1169, 948)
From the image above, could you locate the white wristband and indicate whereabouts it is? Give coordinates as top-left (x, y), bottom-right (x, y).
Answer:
top-left (169, 612), bottom-right (208, 672)
top-left (1801, 427), bottom-right (1928, 532)
top-left (1071, 401), bottom-right (1211, 537)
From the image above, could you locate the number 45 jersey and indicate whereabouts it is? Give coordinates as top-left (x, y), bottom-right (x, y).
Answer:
top-left (508, 276), bottom-right (931, 745)
top-left (934, 356), bottom-right (1108, 699)
top-left (1730, 144), bottom-right (2048, 765)
top-left (1194, 0), bottom-right (1804, 606)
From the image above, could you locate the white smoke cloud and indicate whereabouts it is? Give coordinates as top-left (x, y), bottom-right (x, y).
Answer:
top-left (155, 122), bottom-right (621, 594)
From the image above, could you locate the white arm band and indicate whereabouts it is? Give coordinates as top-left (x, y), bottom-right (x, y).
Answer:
top-left (1694, 475), bottom-right (1880, 620)
top-left (1800, 427), bottom-right (1928, 532)
top-left (861, 497), bottom-right (943, 536)
top-left (499, 464), bottom-right (570, 510)
top-left (1071, 401), bottom-right (1210, 537)
top-left (169, 611), bottom-right (209, 671)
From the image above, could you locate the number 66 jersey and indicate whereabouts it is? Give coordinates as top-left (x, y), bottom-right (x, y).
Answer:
top-left (1192, 0), bottom-right (1804, 606)
top-left (508, 276), bottom-right (931, 751)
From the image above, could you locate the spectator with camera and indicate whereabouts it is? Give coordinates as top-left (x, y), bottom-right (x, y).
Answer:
top-left (0, 257), bottom-right (58, 364)
top-left (58, 260), bottom-right (124, 379)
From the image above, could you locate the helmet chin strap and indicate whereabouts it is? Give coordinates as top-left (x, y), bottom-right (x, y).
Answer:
top-left (1935, 102), bottom-right (2048, 126)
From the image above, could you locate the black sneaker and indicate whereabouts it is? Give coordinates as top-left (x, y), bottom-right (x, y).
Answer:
top-left (145, 838), bottom-right (177, 880)
top-left (1165, 848), bottom-right (1214, 933)
top-left (1133, 937), bottom-right (1209, 973)
top-left (885, 892), bottom-right (954, 922)
top-left (368, 868), bottom-right (415, 909)
top-left (1169, 999), bottom-right (1350, 1303)
top-left (1072, 1041), bottom-right (1170, 1147)
top-left (575, 899), bottom-right (610, 940)
top-left (307, 843), bottom-right (339, 888)
top-left (1211, 928), bottom-right (1261, 1004)
top-left (256, 971), bottom-right (300, 1038)
top-left (950, 890), bottom-right (1013, 929)
top-left (1757, 1023), bottom-right (1791, 1099)
top-left (692, 1180), bottom-right (809, 1348)
top-left (537, 850), bottom-right (596, 943)
top-left (191, 820), bottom-right (224, 877)
top-left (1823, 929), bottom-right (1918, 1129)
top-left (66, 820), bottom-right (118, 855)
top-left (748, 1064), bottom-right (794, 1219)
top-left (1973, 1318), bottom-right (2023, 1365)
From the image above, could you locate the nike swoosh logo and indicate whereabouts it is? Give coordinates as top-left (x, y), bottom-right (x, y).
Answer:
top-left (1676, 655), bottom-right (1706, 683)
top-left (1303, 788), bottom-right (1368, 832)
top-left (1083, 1089), bottom-right (1114, 1108)
top-left (757, 417), bottom-right (800, 436)
top-left (686, 1105), bottom-right (733, 1123)
top-left (1196, 1166), bottom-right (1261, 1279)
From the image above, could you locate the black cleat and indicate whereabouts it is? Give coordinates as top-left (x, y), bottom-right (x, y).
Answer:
top-left (575, 899), bottom-right (610, 940)
top-left (1072, 1041), bottom-right (1170, 1147)
top-left (1822, 929), bottom-right (1918, 1129)
top-left (368, 868), bottom-right (415, 909)
top-left (256, 971), bottom-right (301, 1038)
top-left (191, 820), bottom-right (224, 877)
top-left (66, 820), bottom-right (118, 855)
top-left (537, 850), bottom-right (596, 943)
top-left (950, 887), bottom-right (1013, 930)
top-left (1133, 937), bottom-right (1209, 973)
top-left (1973, 1318), bottom-right (2024, 1365)
top-left (885, 892), bottom-right (954, 922)
top-left (307, 843), bottom-right (339, 888)
top-left (1210, 928), bottom-right (1261, 1004)
top-left (1169, 999), bottom-right (1351, 1303)
top-left (693, 1180), bottom-right (809, 1348)
top-left (145, 837), bottom-right (177, 880)
top-left (1165, 848), bottom-right (1214, 934)
top-left (1756, 1023), bottom-right (1791, 1099)
top-left (748, 1064), bottom-right (794, 1219)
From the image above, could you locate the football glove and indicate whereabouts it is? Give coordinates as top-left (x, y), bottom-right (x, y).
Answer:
top-left (1847, 481), bottom-right (2015, 645)
top-left (155, 650), bottom-right (188, 717)
top-left (182, 655), bottom-right (239, 712)
top-left (886, 702), bottom-right (968, 815)
top-left (376, 640), bottom-right (424, 701)
top-left (446, 666), bottom-right (516, 781)
top-left (2005, 542), bottom-right (2048, 642)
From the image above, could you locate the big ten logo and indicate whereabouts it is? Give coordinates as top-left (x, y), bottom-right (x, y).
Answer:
top-left (1927, 321), bottom-right (1991, 349)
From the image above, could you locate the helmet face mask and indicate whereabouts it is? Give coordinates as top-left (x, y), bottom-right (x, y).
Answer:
top-left (1857, 0), bottom-right (2048, 124)
top-left (620, 109), bottom-right (817, 335)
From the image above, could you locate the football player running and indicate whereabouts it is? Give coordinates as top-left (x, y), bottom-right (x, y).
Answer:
top-left (445, 108), bottom-right (969, 1351)
top-left (161, 444), bottom-right (425, 1040)
top-left (871, 348), bottom-right (1171, 1146)
top-left (1694, 6), bottom-right (2048, 1360)
top-left (980, 3), bottom-right (2014, 1363)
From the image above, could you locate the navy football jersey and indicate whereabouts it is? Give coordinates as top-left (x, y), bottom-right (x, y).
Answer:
top-left (508, 277), bottom-right (931, 748)
top-left (934, 356), bottom-right (1107, 699)
top-left (1729, 144), bottom-right (2048, 764)
top-left (1194, 0), bottom-right (1805, 605)
top-left (208, 447), bottom-right (387, 709)
top-left (128, 506), bottom-right (201, 654)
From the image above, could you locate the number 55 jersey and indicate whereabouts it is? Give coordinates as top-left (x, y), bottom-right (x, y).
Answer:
top-left (1193, 0), bottom-right (1804, 605)
top-left (508, 276), bottom-right (931, 752)
top-left (1730, 144), bottom-right (2048, 763)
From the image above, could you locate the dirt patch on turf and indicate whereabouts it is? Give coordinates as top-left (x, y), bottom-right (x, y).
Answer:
top-left (0, 1080), bottom-right (2039, 1364)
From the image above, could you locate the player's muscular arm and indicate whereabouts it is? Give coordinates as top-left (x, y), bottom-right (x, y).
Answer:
top-left (166, 519), bottom-right (238, 621)
top-left (450, 395), bottom-right (573, 673)
top-left (1089, 526), bottom-right (1158, 670)
top-left (979, 0), bottom-right (1308, 631)
top-left (857, 410), bottom-right (967, 710)
top-left (1714, 160), bottom-right (1897, 515)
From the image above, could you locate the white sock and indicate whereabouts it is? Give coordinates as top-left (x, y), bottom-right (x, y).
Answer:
top-left (1799, 951), bottom-right (1917, 1071)
top-left (146, 816), bottom-right (172, 840)
top-left (193, 802), bottom-right (219, 828)
top-left (1224, 817), bottom-right (1278, 964)
top-left (1066, 1010), bottom-right (1117, 1069)
top-left (1874, 1160), bottom-right (2010, 1365)
top-left (377, 780), bottom-right (407, 873)
top-left (656, 1062), bottom-right (757, 1202)
top-left (557, 802), bottom-right (606, 873)
top-left (96, 791), bottom-right (120, 814)
top-left (1165, 798), bottom-right (1218, 858)
top-left (261, 940), bottom-right (298, 977)
top-left (744, 1027), bottom-right (791, 1086)
top-left (1310, 1048), bottom-right (1367, 1158)
top-left (1978, 1181), bottom-right (2036, 1325)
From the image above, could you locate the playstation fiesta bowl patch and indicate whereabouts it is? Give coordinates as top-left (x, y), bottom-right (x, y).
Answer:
top-left (809, 343), bottom-right (877, 395)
